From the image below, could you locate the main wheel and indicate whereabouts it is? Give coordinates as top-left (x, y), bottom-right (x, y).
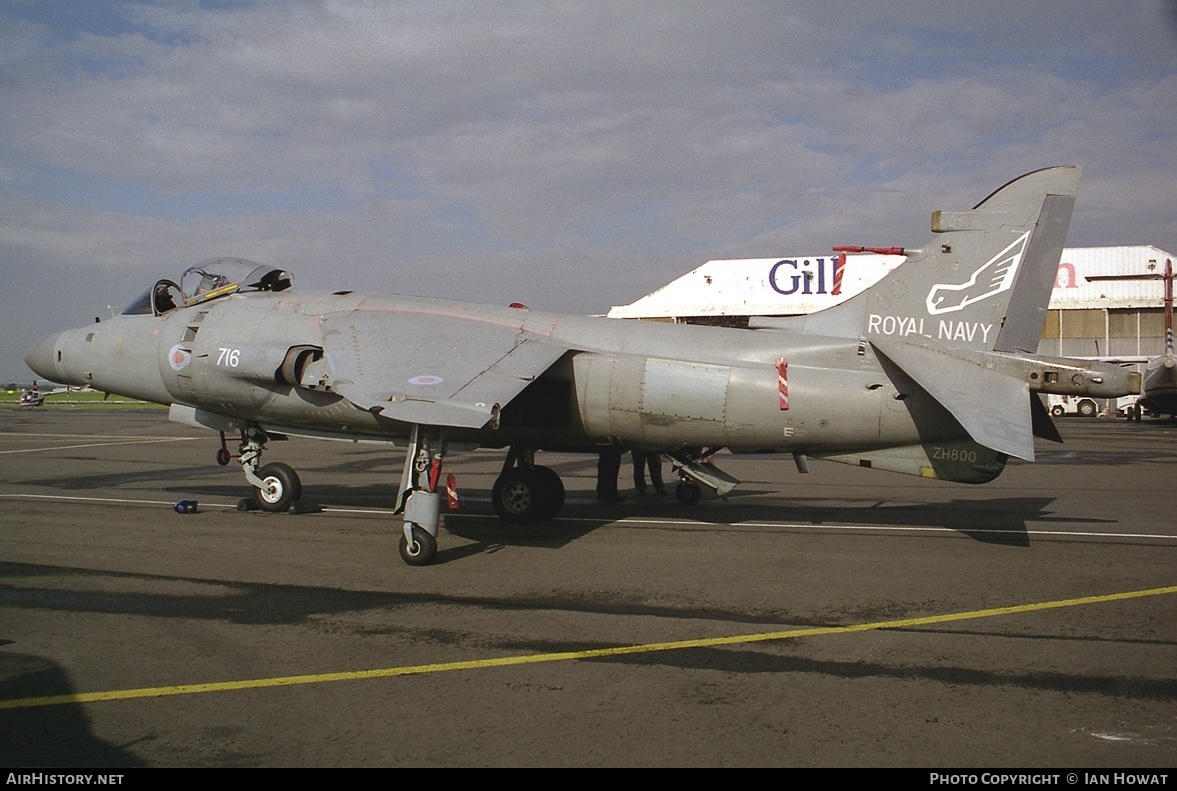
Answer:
top-left (492, 469), bottom-right (547, 523)
top-left (399, 524), bottom-right (437, 566)
top-left (1078, 400), bottom-right (1097, 417)
top-left (675, 481), bottom-right (702, 506)
top-left (530, 465), bottom-right (565, 521)
top-left (253, 462), bottom-right (302, 512)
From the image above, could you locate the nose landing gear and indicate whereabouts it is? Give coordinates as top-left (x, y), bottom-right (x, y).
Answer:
top-left (230, 425), bottom-right (304, 513)
top-left (253, 462), bottom-right (302, 511)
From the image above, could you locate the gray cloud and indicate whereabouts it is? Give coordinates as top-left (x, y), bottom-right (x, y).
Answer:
top-left (3, 1), bottom-right (1176, 378)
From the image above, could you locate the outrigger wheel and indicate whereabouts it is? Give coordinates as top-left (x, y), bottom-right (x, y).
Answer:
top-left (675, 480), bottom-right (702, 506)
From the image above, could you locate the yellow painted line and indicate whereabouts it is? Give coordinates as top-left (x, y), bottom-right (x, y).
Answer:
top-left (3, 584), bottom-right (1175, 711)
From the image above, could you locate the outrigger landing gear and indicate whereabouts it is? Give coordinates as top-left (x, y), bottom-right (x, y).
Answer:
top-left (491, 446), bottom-right (565, 524)
top-left (666, 447), bottom-right (740, 506)
top-left (675, 480), bottom-right (702, 506)
top-left (395, 425), bottom-right (448, 567)
top-left (234, 424), bottom-right (303, 512)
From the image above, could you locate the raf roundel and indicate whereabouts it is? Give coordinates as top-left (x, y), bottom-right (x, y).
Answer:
top-left (408, 375), bottom-right (444, 386)
top-left (168, 344), bottom-right (192, 371)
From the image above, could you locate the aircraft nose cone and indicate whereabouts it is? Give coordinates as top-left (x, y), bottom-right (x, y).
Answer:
top-left (25, 333), bottom-right (59, 380)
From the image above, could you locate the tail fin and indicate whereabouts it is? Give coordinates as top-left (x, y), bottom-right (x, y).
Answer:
top-left (757, 167), bottom-right (1081, 353)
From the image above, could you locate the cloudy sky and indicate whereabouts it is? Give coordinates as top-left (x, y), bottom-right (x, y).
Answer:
top-left (3, 1), bottom-right (1176, 381)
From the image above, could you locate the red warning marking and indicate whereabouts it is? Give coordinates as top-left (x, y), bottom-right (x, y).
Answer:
top-left (446, 474), bottom-right (459, 510)
top-left (776, 357), bottom-right (789, 410)
top-left (428, 458), bottom-right (442, 492)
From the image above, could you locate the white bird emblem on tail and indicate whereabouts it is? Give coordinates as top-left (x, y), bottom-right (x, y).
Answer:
top-left (926, 231), bottom-right (1030, 315)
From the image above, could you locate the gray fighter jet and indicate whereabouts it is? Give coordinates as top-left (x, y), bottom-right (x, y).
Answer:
top-left (25, 166), bottom-right (1138, 566)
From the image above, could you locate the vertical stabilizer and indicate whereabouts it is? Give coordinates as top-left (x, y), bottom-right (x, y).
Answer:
top-left (769, 167), bottom-right (1080, 353)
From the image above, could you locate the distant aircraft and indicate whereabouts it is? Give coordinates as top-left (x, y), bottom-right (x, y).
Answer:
top-left (1132, 258), bottom-right (1177, 419)
top-left (16, 383), bottom-right (44, 408)
top-left (25, 166), bottom-right (1138, 565)
top-left (16, 380), bottom-right (84, 408)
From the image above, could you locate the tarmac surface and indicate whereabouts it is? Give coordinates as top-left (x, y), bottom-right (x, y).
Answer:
top-left (1, 408), bottom-right (1175, 767)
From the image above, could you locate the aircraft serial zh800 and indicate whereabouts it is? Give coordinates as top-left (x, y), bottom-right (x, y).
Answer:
top-left (26, 167), bottom-right (1138, 566)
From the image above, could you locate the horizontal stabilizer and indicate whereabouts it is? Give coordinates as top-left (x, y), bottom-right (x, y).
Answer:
top-left (1030, 394), bottom-right (1062, 444)
top-left (872, 340), bottom-right (1035, 461)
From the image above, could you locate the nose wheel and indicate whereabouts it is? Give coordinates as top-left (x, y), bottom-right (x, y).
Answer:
top-left (252, 462), bottom-right (302, 512)
top-left (233, 425), bottom-right (305, 512)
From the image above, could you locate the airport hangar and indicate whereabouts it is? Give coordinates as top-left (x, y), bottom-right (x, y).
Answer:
top-left (609, 245), bottom-right (1176, 412)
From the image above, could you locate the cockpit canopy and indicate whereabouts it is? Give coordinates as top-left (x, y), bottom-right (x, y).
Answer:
top-left (179, 258), bottom-right (293, 303)
top-left (122, 258), bottom-right (293, 316)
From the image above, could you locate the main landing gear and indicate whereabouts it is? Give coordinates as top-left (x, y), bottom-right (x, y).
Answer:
top-left (223, 425), bottom-right (306, 513)
top-left (395, 425), bottom-right (450, 567)
top-left (393, 437), bottom-right (566, 566)
top-left (491, 446), bottom-right (565, 524)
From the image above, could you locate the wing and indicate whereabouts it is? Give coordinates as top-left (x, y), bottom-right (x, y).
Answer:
top-left (322, 304), bottom-right (570, 429)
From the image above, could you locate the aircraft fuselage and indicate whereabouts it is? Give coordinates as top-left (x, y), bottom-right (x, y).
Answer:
top-left (29, 288), bottom-right (972, 462)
